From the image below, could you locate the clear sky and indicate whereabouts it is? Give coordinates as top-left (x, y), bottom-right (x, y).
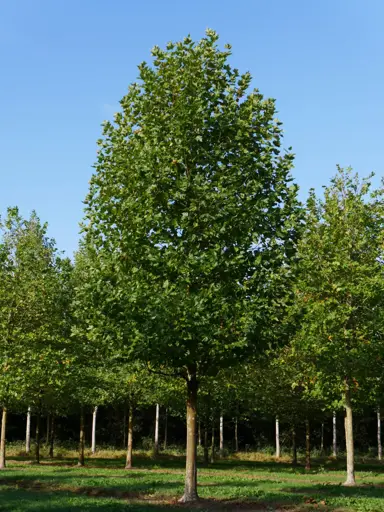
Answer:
top-left (1, 0), bottom-right (383, 256)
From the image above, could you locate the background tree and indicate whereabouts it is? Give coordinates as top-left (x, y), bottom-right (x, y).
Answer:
top-left (292, 168), bottom-right (384, 485)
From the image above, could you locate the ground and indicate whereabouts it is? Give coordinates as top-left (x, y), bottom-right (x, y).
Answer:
top-left (0, 449), bottom-right (383, 511)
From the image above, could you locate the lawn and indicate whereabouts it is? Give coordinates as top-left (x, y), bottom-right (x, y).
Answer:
top-left (0, 450), bottom-right (384, 511)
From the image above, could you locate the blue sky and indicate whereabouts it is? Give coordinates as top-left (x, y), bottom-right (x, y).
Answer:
top-left (1, 0), bottom-right (383, 256)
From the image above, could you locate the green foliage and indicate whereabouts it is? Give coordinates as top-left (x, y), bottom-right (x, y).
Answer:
top-left (292, 167), bottom-right (384, 402)
top-left (83, 30), bottom-right (301, 381)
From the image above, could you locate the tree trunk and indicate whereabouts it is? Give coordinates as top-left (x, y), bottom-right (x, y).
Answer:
top-left (35, 412), bottom-right (41, 464)
top-left (49, 415), bottom-right (54, 458)
top-left (154, 403), bottom-right (159, 456)
top-left (275, 416), bottom-right (280, 459)
top-left (305, 418), bottom-right (311, 470)
top-left (0, 408), bottom-right (7, 469)
top-left (320, 422), bottom-right (324, 455)
top-left (292, 426), bottom-right (297, 466)
top-left (343, 381), bottom-right (356, 486)
top-left (210, 423), bottom-right (215, 463)
top-left (163, 408), bottom-right (168, 450)
top-left (203, 424), bottom-right (209, 465)
top-left (26, 406), bottom-right (31, 455)
top-left (198, 420), bottom-right (202, 447)
top-left (78, 407), bottom-right (85, 466)
top-left (332, 411), bottom-right (337, 457)
top-left (125, 407), bottom-right (133, 469)
top-left (179, 373), bottom-right (198, 502)
top-left (378, 407), bottom-right (382, 461)
top-left (219, 415), bottom-right (224, 457)
top-left (91, 406), bottom-right (98, 454)
top-left (234, 417), bottom-right (239, 452)
top-left (45, 414), bottom-right (50, 447)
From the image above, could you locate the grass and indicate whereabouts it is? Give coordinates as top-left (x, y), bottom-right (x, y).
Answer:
top-left (0, 448), bottom-right (384, 511)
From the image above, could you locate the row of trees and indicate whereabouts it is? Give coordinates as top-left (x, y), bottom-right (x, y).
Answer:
top-left (1, 30), bottom-right (383, 502)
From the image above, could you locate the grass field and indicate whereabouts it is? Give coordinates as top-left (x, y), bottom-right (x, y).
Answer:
top-left (0, 449), bottom-right (384, 511)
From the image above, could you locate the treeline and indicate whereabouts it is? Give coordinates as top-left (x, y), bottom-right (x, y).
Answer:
top-left (1, 30), bottom-right (384, 503)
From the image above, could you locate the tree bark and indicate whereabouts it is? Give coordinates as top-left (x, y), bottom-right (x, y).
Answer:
top-left (203, 424), bottom-right (209, 465)
top-left (154, 403), bottom-right (160, 456)
top-left (78, 407), bottom-right (85, 466)
top-left (305, 418), bottom-right (311, 470)
top-left (378, 407), bottom-right (382, 461)
top-left (275, 416), bottom-right (280, 459)
top-left (49, 415), bottom-right (54, 458)
top-left (91, 406), bottom-right (98, 455)
top-left (125, 407), bottom-right (133, 469)
top-left (179, 373), bottom-right (198, 502)
top-left (198, 420), bottom-right (202, 447)
top-left (163, 408), bottom-right (168, 450)
top-left (234, 417), bottom-right (239, 452)
top-left (26, 406), bottom-right (31, 455)
top-left (35, 412), bottom-right (41, 464)
top-left (0, 408), bottom-right (7, 469)
top-left (210, 423), bottom-right (215, 463)
top-left (219, 415), bottom-right (224, 457)
top-left (320, 422), bottom-right (324, 455)
top-left (332, 411), bottom-right (337, 457)
top-left (292, 426), bottom-right (297, 466)
top-left (343, 381), bottom-right (356, 486)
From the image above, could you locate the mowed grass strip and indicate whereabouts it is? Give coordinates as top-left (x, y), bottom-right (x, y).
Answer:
top-left (0, 454), bottom-right (384, 511)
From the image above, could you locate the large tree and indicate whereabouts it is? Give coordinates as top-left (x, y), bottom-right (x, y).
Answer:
top-left (292, 168), bottom-right (384, 485)
top-left (84, 30), bottom-right (300, 501)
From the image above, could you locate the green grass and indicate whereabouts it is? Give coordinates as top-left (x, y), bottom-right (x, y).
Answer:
top-left (0, 450), bottom-right (384, 511)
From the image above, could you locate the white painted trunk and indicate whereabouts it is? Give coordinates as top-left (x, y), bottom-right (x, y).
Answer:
top-left (275, 416), bottom-right (280, 458)
top-left (378, 407), bottom-right (382, 461)
top-left (91, 406), bottom-right (98, 454)
top-left (154, 403), bottom-right (160, 455)
top-left (332, 411), bottom-right (337, 457)
top-left (26, 407), bottom-right (31, 454)
top-left (219, 415), bottom-right (224, 456)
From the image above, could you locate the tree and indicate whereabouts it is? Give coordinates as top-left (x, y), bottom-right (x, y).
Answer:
top-left (0, 208), bottom-right (70, 466)
top-left (292, 168), bottom-right (384, 485)
top-left (83, 30), bottom-right (301, 501)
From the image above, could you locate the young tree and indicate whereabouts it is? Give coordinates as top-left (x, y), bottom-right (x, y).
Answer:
top-left (83, 30), bottom-right (300, 501)
top-left (292, 168), bottom-right (384, 485)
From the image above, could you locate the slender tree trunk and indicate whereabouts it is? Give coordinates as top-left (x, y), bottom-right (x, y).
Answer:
top-left (26, 406), bottom-right (31, 455)
top-left (179, 374), bottom-right (198, 502)
top-left (203, 424), bottom-right (209, 465)
top-left (125, 407), bottom-right (133, 469)
top-left (154, 403), bottom-right (160, 456)
top-left (305, 418), bottom-right (311, 470)
top-left (198, 420), bottom-right (202, 447)
top-left (234, 417), bottom-right (239, 452)
top-left (275, 416), bottom-right (280, 459)
top-left (91, 406), bottom-right (98, 455)
top-left (35, 412), bottom-right (41, 464)
top-left (0, 408), bottom-right (7, 469)
top-left (219, 415), bottom-right (224, 457)
top-left (292, 426), bottom-right (297, 466)
top-left (210, 423), bottom-right (215, 463)
top-left (320, 422), bottom-right (324, 455)
top-left (343, 381), bottom-right (356, 486)
top-left (46, 414), bottom-right (50, 447)
top-left (378, 407), bottom-right (382, 461)
top-left (78, 407), bottom-right (85, 466)
top-left (163, 408), bottom-right (168, 450)
top-left (49, 415), bottom-right (54, 458)
top-left (333, 411), bottom-right (337, 457)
